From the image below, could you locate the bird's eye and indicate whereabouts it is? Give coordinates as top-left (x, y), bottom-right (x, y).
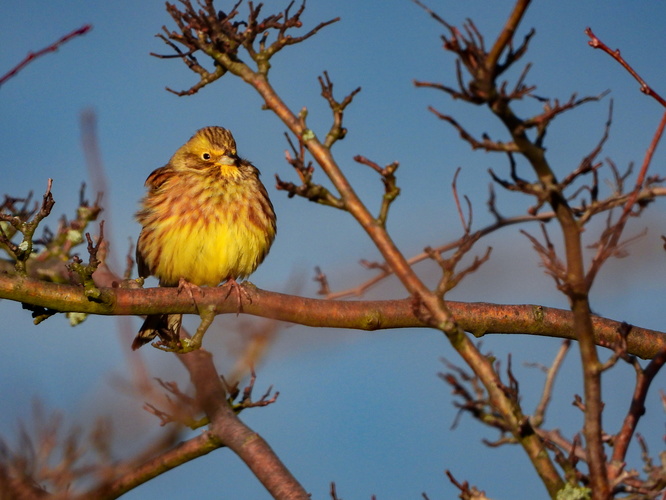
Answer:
top-left (202, 153), bottom-right (211, 160)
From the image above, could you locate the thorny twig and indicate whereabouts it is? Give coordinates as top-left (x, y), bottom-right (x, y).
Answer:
top-left (324, 161), bottom-right (664, 299)
top-left (318, 70), bottom-right (362, 148)
top-left (154, 0), bottom-right (339, 94)
top-left (0, 179), bottom-right (55, 275)
top-left (144, 378), bottom-right (205, 429)
top-left (353, 155), bottom-right (400, 227)
top-left (439, 355), bottom-right (514, 437)
top-left (583, 29), bottom-right (666, 289)
top-left (276, 133), bottom-right (344, 209)
top-left (221, 369), bottom-right (279, 414)
top-left (445, 470), bottom-right (490, 500)
top-left (66, 221), bottom-right (105, 301)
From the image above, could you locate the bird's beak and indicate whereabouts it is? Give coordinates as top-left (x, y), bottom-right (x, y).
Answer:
top-left (217, 155), bottom-right (237, 166)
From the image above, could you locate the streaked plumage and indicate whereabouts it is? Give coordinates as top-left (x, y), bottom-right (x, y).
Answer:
top-left (132, 126), bottom-right (276, 350)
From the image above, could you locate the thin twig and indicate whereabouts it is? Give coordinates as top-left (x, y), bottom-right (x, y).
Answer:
top-left (585, 27), bottom-right (666, 108)
top-left (0, 25), bottom-right (92, 87)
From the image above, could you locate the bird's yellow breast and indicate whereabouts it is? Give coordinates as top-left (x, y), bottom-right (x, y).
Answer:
top-left (137, 168), bottom-right (275, 287)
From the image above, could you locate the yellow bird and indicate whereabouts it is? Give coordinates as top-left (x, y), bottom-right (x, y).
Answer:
top-left (132, 126), bottom-right (276, 350)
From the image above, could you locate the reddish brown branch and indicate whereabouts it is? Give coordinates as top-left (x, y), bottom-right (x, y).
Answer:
top-left (177, 348), bottom-right (308, 499)
top-left (485, 0), bottom-right (533, 77)
top-left (318, 71), bottom-right (362, 148)
top-left (0, 25), bottom-right (92, 87)
top-left (445, 469), bottom-right (490, 499)
top-left (585, 27), bottom-right (666, 108)
top-left (83, 431), bottom-right (221, 499)
top-left (353, 155), bottom-right (400, 226)
top-left (532, 340), bottom-right (571, 427)
top-left (608, 347), bottom-right (666, 481)
top-left (325, 181), bottom-right (666, 300)
top-left (425, 106), bottom-right (519, 152)
top-left (586, 97), bottom-right (666, 286)
top-left (142, 3), bottom-right (666, 497)
top-left (451, 167), bottom-right (471, 233)
top-left (1, 273), bottom-right (664, 359)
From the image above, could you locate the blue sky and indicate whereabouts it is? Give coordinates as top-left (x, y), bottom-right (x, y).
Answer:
top-left (1, 1), bottom-right (665, 498)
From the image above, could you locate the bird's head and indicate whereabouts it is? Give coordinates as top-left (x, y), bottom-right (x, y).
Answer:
top-left (171, 126), bottom-right (242, 176)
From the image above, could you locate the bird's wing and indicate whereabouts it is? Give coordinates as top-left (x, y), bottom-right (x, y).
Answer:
top-left (135, 232), bottom-right (151, 279)
top-left (144, 164), bottom-right (175, 191)
top-left (136, 164), bottom-right (174, 279)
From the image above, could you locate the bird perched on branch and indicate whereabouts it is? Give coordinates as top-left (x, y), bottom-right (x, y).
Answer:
top-left (132, 126), bottom-right (276, 350)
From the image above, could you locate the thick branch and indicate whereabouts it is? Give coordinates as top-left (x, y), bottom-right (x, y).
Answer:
top-left (177, 349), bottom-right (309, 499)
top-left (1, 274), bottom-right (663, 359)
top-left (83, 431), bottom-right (222, 499)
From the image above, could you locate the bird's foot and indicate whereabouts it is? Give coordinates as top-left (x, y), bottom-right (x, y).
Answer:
top-left (177, 277), bottom-right (204, 302)
top-left (152, 338), bottom-right (185, 352)
top-left (222, 278), bottom-right (252, 314)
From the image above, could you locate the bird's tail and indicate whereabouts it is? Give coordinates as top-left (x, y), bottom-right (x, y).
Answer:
top-left (132, 314), bottom-right (183, 350)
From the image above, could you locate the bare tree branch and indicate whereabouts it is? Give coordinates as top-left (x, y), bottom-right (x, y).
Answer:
top-left (0, 25), bottom-right (92, 88)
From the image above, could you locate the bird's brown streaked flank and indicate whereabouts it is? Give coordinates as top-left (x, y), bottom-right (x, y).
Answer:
top-left (132, 126), bottom-right (277, 350)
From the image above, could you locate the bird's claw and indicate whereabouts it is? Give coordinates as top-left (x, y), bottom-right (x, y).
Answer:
top-left (151, 337), bottom-right (201, 353)
top-left (178, 278), bottom-right (204, 301)
top-left (223, 278), bottom-right (252, 313)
